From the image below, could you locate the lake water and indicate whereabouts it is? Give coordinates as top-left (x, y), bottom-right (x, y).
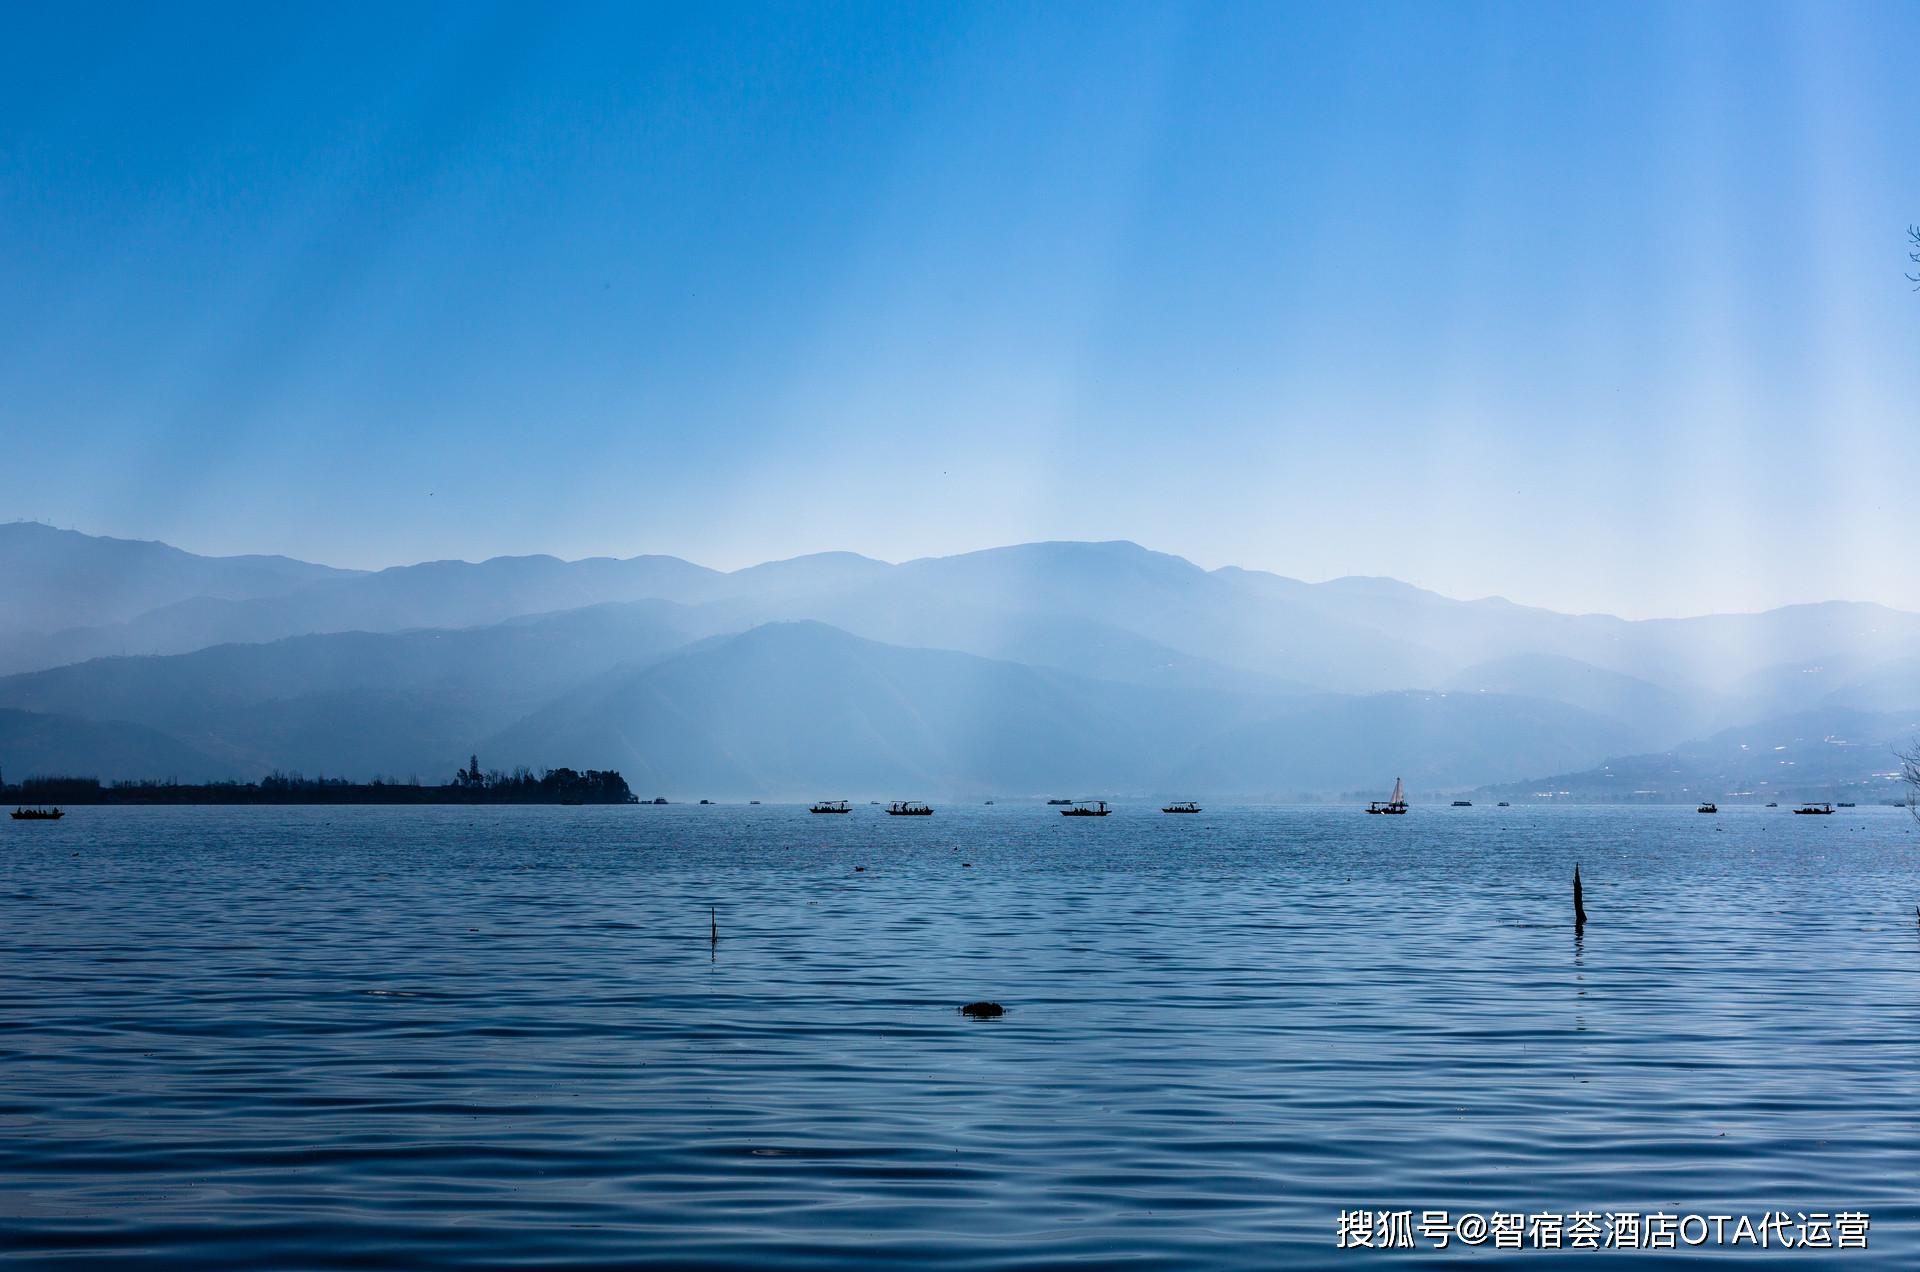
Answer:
top-left (3, 803), bottom-right (1918, 1267)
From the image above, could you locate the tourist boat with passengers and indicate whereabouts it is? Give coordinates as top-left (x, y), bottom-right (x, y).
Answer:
top-left (886, 801), bottom-right (933, 816)
top-left (1366, 778), bottom-right (1409, 814)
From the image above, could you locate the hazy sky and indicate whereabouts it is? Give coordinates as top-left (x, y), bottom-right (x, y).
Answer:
top-left (2, 2), bottom-right (1916, 618)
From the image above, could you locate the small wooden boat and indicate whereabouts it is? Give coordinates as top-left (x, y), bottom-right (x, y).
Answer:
top-left (1837, 801), bottom-right (1855, 808)
top-left (1765, 802), bottom-right (1777, 808)
top-left (1061, 801), bottom-right (1110, 816)
top-left (10, 807), bottom-right (63, 820)
top-left (1366, 778), bottom-right (1409, 814)
top-left (1793, 803), bottom-right (1834, 815)
top-left (1045, 798), bottom-right (1074, 806)
top-left (1451, 800), bottom-right (1472, 807)
top-left (1161, 801), bottom-right (1201, 814)
top-left (886, 801), bottom-right (933, 816)
top-left (809, 800), bottom-right (851, 814)
top-left (1697, 802), bottom-right (1718, 814)
top-left (1496, 801), bottom-right (1510, 807)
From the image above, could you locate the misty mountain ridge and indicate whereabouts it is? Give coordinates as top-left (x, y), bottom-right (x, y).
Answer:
top-left (1477, 707), bottom-right (1920, 805)
top-left (1, 524), bottom-right (1916, 798)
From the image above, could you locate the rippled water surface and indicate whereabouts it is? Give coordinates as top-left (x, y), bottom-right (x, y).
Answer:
top-left (4, 803), bottom-right (1919, 1267)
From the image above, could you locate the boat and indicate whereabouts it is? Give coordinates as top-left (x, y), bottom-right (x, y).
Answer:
top-left (886, 801), bottom-right (933, 816)
top-left (1061, 801), bottom-right (1110, 816)
top-left (1765, 802), bottom-right (1777, 808)
top-left (1496, 801), bottom-right (1510, 807)
top-left (1451, 800), bottom-right (1472, 807)
top-left (1161, 801), bottom-right (1202, 814)
top-left (1837, 801), bottom-right (1856, 808)
top-left (984, 800), bottom-right (994, 805)
top-left (1366, 778), bottom-right (1409, 815)
top-left (1793, 803), bottom-right (1834, 815)
top-left (809, 800), bottom-right (851, 814)
top-left (1698, 802), bottom-right (1718, 813)
top-left (10, 807), bottom-right (63, 820)
top-left (1046, 798), bottom-right (1074, 806)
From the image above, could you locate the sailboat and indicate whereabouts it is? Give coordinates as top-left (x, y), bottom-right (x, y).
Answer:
top-left (1366, 778), bottom-right (1409, 815)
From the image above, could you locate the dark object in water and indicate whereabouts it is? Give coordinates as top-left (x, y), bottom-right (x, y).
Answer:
top-left (960, 1001), bottom-right (1004, 1018)
top-left (1497, 801), bottom-right (1510, 807)
top-left (809, 800), bottom-right (851, 814)
top-left (1162, 802), bottom-right (1201, 814)
top-left (1573, 865), bottom-right (1588, 927)
top-left (1838, 801), bottom-right (1856, 807)
top-left (710, 907), bottom-right (717, 945)
top-left (886, 801), bottom-right (933, 816)
top-left (1697, 802), bottom-right (1718, 813)
top-left (1793, 803), bottom-right (1834, 815)
top-left (1367, 777), bottom-right (1409, 814)
top-left (1046, 798), bottom-right (1074, 805)
top-left (651, 797), bottom-right (668, 804)
top-left (11, 807), bottom-right (62, 820)
top-left (1451, 800), bottom-right (1472, 807)
top-left (1062, 801), bottom-right (1110, 816)
top-left (699, 799), bottom-right (713, 805)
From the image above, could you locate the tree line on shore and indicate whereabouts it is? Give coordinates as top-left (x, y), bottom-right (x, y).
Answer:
top-left (2, 756), bottom-right (636, 805)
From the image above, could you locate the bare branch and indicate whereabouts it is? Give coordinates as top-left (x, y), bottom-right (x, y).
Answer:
top-left (1901, 740), bottom-right (1920, 821)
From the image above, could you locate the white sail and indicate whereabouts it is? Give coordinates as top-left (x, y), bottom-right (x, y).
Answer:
top-left (1390, 777), bottom-right (1405, 805)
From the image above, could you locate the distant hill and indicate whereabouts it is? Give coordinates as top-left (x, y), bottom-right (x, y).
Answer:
top-left (0, 601), bottom-right (702, 780)
top-left (1445, 652), bottom-right (1711, 748)
top-left (1477, 708), bottom-right (1920, 804)
top-left (5, 527), bottom-right (1920, 795)
top-left (1160, 689), bottom-right (1641, 799)
top-left (0, 708), bottom-right (232, 783)
top-left (0, 552), bottom-right (723, 674)
top-left (0, 522), bottom-right (354, 638)
top-left (483, 621), bottom-right (1637, 800)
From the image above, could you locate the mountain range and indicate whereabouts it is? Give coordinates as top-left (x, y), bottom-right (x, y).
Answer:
top-left (1, 522), bottom-right (1915, 800)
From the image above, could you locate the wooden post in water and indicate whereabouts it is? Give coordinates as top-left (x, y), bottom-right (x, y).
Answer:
top-left (711, 906), bottom-right (717, 946)
top-left (1573, 865), bottom-right (1588, 928)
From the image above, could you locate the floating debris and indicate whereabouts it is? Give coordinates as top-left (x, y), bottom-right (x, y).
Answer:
top-left (960, 1001), bottom-right (1004, 1018)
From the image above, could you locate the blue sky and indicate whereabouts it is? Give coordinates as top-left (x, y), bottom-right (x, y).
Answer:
top-left (2, 1), bottom-right (1915, 617)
